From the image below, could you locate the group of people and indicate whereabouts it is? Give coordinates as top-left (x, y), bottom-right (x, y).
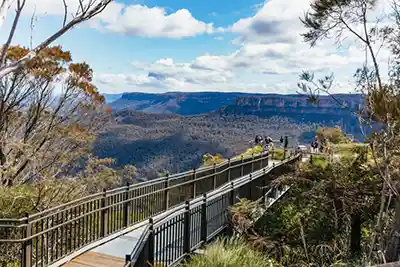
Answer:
top-left (253, 135), bottom-right (288, 151)
top-left (311, 136), bottom-right (328, 153)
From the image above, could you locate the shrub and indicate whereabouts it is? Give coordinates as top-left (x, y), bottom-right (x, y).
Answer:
top-left (182, 237), bottom-right (278, 267)
top-left (316, 127), bottom-right (345, 144)
top-left (271, 148), bottom-right (286, 160)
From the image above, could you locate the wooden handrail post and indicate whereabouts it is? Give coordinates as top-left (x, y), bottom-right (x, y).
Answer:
top-left (148, 218), bottom-right (155, 266)
top-left (227, 158), bottom-right (231, 182)
top-left (22, 213), bottom-right (32, 267)
top-left (183, 201), bottom-right (191, 257)
top-left (192, 169), bottom-right (197, 199)
top-left (213, 163), bottom-right (217, 189)
top-left (240, 155), bottom-right (244, 177)
top-left (201, 194), bottom-right (207, 245)
top-left (100, 189), bottom-right (107, 237)
top-left (123, 182), bottom-right (130, 228)
top-left (260, 153), bottom-right (263, 169)
top-left (164, 174), bottom-right (170, 210)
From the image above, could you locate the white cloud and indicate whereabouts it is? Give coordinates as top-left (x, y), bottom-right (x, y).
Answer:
top-left (21, 0), bottom-right (215, 38)
top-left (19, 0), bottom-right (397, 94)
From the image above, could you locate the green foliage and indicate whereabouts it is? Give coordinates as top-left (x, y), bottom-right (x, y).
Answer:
top-left (271, 148), bottom-right (285, 160)
top-left (202, 153), bottom-right (224, 166)
top-left (309, 154), bottom-right (329, 169)
top-left (223, 150), bottom-right (382, 266)
top-left (181, 237), bottom-right (278, 267)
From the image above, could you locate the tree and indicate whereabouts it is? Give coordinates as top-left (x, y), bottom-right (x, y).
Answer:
top-left (316, 126), bottom-right (345, 144)
top-left (0, 45), bottom-right (110, 187)
top-left (0, 0), bottom-right (113, 78)
top-left (298, 0), bottom-right (400, 262)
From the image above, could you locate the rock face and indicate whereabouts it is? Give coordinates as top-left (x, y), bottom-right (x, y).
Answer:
top-left (216, 94), bottom-right (365, 139)
top-left (218, 94), bottom-right (363, 121)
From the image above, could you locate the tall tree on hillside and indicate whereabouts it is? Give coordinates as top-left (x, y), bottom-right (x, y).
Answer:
top-left (298, 0), bottom-right (400, 262)
top-left (0, 45), bottom-right (110, 187)
top-left (0, 0), bottom-right (113, 78)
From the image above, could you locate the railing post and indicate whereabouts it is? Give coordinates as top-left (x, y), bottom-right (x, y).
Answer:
top-left (251, 153), bottom-right (254, 173)
top-left (164, 174), bottom-right (170, 210)
top-left (148, 218), bottom-right (155, 266)
top-left (262, 168), bottom-right (267, 204)
top-left (260, 153), bottom-right (263, 169)
top-left (227, 158), bottom-right (231, 182)
top-left (213, 163), bottom-right (217, 189)
top-left (201, 194), bottom-right (207, 245)
top-left (100, 189), bottom-right (107, 237)
top-left (183, 201), bottom-right (191, 258)
top-left (266, 151), bottom-right (269, 167)
top-left (192, 169), bottom-right (197, 199)
top-left (125, 254), bottom-right (131, 267)
top-left (240, 155), bottom-right (244, 176)
top-left (230, 181), bottom-right (235, 205)
top-left (248, 173), bottom-right (252, 199)
top-left (123, 182), bottom-right (130, 228)
top-left (21, 213), bottom-right (31, 267)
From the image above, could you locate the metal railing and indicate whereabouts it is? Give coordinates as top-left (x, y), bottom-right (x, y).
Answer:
top-left (0, 150), bottom-right (280, 267)
top-left (125, 153), bottom-right (301, 267)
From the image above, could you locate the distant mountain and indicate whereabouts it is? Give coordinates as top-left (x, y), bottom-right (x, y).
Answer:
top-left (110, 92), bottom-right (266, 115)
top-left (102, 93), bottom-right (123, 103)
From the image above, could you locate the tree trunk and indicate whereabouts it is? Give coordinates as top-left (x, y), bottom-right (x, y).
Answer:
top-left (350, 212), bottom-right (362, 258)
top-left (386, 197), bottom-right (400, 262)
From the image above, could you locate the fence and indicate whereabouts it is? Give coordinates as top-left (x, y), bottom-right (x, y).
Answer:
top-left (0, 149), bottom-right (287, 267)
top-left (125, 153), bottom-right (301, 267)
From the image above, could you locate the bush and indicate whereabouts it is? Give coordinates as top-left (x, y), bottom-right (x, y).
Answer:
top-left (316, 127), bottom-right (345, 144)
top-left (182, 237), bottom-right (278, 267)
top-left (271, 148), bottom-right (286, 160)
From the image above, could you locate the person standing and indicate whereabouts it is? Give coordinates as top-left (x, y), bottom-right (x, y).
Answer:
top-left (280, 136), bottom-right (284, 147)
top-left (284, 136), bottom-right (288, 149)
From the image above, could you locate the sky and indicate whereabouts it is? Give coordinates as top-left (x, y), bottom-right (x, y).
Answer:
top-left (0, 0), bottom-right (394, 94)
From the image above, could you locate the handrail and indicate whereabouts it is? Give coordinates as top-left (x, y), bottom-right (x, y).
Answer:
top-left (0, 150), bottom-right (266, 223)
top-left (125, 153), bottom-right (301, 267)
top-left (0, 148), bottom-right (283, 267)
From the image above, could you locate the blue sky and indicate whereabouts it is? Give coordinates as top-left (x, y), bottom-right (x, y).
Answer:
top-left (0, 0), bottom-right (392, 94)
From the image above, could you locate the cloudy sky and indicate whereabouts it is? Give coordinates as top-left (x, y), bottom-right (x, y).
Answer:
top-left (0, 0), bottom-right (393, 94)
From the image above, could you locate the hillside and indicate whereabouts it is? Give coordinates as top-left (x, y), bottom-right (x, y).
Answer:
top-left (93, 110), bottom-right (315, 179)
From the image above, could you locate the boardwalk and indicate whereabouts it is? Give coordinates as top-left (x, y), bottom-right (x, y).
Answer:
top-left (60, 159), bottom-right (285, 267)
top-left (0, 150), bottom-right (301, 267)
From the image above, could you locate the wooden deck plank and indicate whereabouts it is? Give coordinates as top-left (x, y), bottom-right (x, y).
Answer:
top-left (63, 251), bottom-right (125, 267)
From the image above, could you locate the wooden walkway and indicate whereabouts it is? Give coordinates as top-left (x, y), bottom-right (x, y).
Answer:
top-left (62, 252), bottom-right (125, 267)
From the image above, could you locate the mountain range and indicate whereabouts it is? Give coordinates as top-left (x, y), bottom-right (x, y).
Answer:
top-left (94, 91), bottom-right (365, 179)
top-left (107, 92), bottom-right (363, 133)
